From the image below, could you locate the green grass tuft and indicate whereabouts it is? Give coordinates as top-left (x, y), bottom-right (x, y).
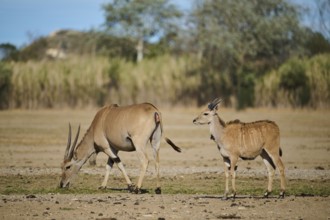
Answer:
top-left (1, 173), bottom-right (329, 197)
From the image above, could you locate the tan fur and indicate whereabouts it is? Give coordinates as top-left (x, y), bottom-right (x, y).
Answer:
top-left (193, 98), bottom-right (286, 199)
top-left (223, 120), bottom-right (279, 158)
top-left (60, 103), bottom-right (181, 193)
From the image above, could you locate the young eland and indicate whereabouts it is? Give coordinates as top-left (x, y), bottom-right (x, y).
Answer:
top-left (193, 98), bottom-right (285, 199)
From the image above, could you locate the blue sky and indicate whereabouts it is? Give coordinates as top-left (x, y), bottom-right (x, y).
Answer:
top-left (0, 0), bottom-right (192, 47)
top-left (0, 0), bottom-right (325, 48)
top-left (0, 0), bottom-right (108, 47)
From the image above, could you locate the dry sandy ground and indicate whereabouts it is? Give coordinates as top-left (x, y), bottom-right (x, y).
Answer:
top-left (1, 193), bottom-right (329, 220)
top-left (0, 107), bottom-right (329, 219)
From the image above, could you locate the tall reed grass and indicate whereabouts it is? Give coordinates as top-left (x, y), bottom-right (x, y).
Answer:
top-left (5, 55), bottom-right (200, 109)
top-left (8, 56), bottom-right (108, 108)
top-left (1, 54), bottom-right (329, 109)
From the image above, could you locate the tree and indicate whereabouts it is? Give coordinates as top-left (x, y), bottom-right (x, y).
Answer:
top-left (305, 31), bottom-right (330, 56)
top-left (18, 37), bottom-right (48, 61)
top-left (102, 0), bottom-right (182, 62)
top-left (0, 62), bottom-right (12, 109)
top-left (0, 43), bottom-right (18, 61)
top-left (187, 0), bottom-right (306, 107)
top-left (316, 0), bottom-right (330, 39)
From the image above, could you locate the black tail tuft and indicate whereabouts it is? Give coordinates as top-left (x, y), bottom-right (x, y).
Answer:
top-left (279, 148), bottom-right (283, 157)
top-left (165, 138), bottom-right (182, 153)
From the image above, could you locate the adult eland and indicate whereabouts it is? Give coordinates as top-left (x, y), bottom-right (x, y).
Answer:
top-left (60, 103), bottom-right (181, 194)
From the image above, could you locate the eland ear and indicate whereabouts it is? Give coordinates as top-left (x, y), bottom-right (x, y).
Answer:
top-left (214, 100), bottom-right (222, 111)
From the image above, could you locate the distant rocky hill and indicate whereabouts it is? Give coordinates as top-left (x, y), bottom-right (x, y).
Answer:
top-left (18, 29), bottom-right (136, 61)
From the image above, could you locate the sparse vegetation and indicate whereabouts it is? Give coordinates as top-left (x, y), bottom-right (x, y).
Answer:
top-left (1, 173), bottom-right (329, 196)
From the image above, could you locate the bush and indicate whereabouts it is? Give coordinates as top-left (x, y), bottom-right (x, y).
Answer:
top-left (307, 55), bottom-right (330, 108)
top-left (279, 58), bottom-right (310, 107)
top-left (0, 62), bottom-right (12, 109)
top-left (237, 73), bottom-right (256, 109)
top-left (255, 54), bottom-right (330, 109)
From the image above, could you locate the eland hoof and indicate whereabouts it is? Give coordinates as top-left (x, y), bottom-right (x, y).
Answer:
top-left (133, 187), bottom-right (148, 194)
top-left (133, 187), bottom-right (143, 194)
top-left (155, 187), bottom-right (162, 194)
top-left (263, 191), bottom-right (271, 198)
top-left (128, 184), bottom-right (135, 193)
top-left (278, 191), bottom-right (285, 199)
top-left (134, 187), bottom-right (140, 194)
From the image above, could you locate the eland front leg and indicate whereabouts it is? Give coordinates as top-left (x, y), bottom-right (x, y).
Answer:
top-left (222, 157), bottom-right (230, 200)
top-left (102, 148), bottom-right (133, 191)
top-left (229, 156), bottom-right (238, 199)
top-left (222, 156), bottom-right (238, 200)
top-left (89, 152), bottom-right (97, 166)
top-left (99, 157), bottom-right (114, 189)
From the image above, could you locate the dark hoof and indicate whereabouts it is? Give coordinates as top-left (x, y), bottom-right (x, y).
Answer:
top-left (133, 187), bottom-right (148, 194)
top-left (263, 191), bottom-right (271, 198)
top-left (134, 187), bottom-right (140, 194)
top-left (128, 184), bottom-right (135, 193)
top-left (278, 191), bottom-right (285, 199)
top-left (98, 186), bottom-right (107, 190)
top-left (231, 192), bottom-right (236, 200)
top-left (155, 187), bottom-right (162, 194)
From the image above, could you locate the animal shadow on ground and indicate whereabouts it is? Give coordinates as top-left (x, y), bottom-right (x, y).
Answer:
top-left (101, 187), bottom-right (150, 194)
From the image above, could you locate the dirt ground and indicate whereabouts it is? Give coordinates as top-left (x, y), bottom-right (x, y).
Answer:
top-left (1, 193), bottom-right (329, 220)
top-left (0, 107), bottom-right (329, 219)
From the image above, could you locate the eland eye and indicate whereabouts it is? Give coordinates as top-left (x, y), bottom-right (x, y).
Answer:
top-left (203, 113), bottom-right (209, 116)
top-left (65, 165), bottom-right (71, 170)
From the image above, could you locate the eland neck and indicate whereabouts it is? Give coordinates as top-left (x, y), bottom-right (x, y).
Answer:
top-left (209, 113), bottom-right (226, 144)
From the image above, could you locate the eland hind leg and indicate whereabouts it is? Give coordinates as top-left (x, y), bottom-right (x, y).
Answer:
top-left (261, 148), bottom-right (286, 198)
top-left (150, 124), bottom-right (162, 194)
top-left (260, 149), bottom-right (276, 198)
top-left (274, 150), bottom-right (286, 198)
top-left (131, 137), bottom-right (149, 194)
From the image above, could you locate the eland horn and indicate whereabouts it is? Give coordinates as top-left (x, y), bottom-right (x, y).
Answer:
top-left (67, 125), bottom-right (80, 160)
top-left (64, 123), bottom-right (72, 160)
top-left (208, 98), bottom-right (222, 110)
